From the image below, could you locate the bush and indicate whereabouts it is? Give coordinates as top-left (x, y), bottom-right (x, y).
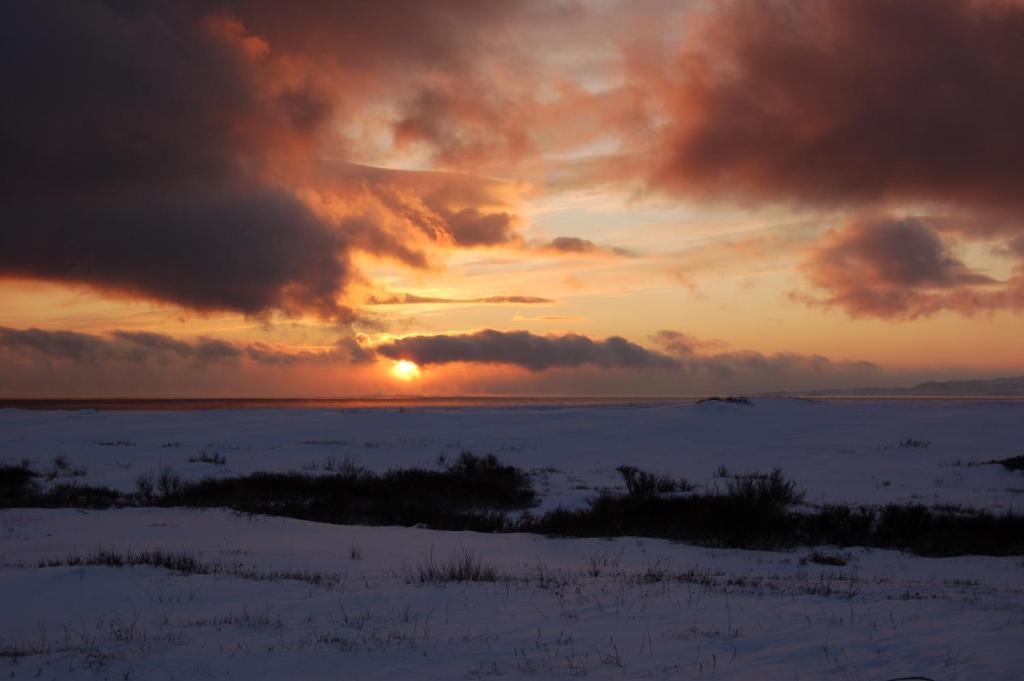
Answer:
top-left (697, 396), bottom-right (752, 406)
top-left (45, 456), bottom-right (87, 480)
top-left (188, 450), bottom-right (226, 465)
top-left (4, 457), bottom-right (1023, 557)
top-left (156, 465), bottom-right (183, 498)
top-left (616, 466), bottom-right (683, 497)
top-left (156, 452), bottom-right (533, 531)
top-left (37, 483), bottom-right (123, 508)
top-left (801, 551), bottom-right (848, 566)
top-left (994, 455), bottom-right (1024, 472)
top-left (0, 464), bottom-right (36, 506)
top-left (528, 482), bottom-right (809, 549)
top-left (722, 468), bottom-right (805, 510)
top-left (135, 472), bottom-right (155, 501)
top-left (526, 473), bottom-right (1024, 556)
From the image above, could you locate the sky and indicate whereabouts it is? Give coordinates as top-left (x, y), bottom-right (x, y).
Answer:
top-left (2, 0), bottom-right (1023, 397)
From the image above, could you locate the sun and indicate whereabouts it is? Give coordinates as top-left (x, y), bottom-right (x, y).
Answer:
top-left (390, 359), bottom-right (421, 381)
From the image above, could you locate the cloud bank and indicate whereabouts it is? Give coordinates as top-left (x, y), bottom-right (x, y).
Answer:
top-left (0, 325), bottom-right (974, 397)
top-left (0, 326), bottom-right (369, 368)
top-left (374, 329), bottom-right (677, 371)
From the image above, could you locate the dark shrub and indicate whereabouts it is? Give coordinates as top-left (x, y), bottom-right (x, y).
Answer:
top-left (188, 450), bottom-right (227, 465)
top-left (995, 455), bottom-right (1024, 472)
top-left (617, 465), bottom-right (691, 498)
top-left (723, 468), bottom-right (805, 510)
top-left (801, 551), bottom-right (848, 566)
top-left (156, 452), bottom-right (533, 531)
top-left (0, 464), bottom-right (36, 505)
top-left (37, 483), bottom-right (123, 508)
top-left (697, 396), bottom-right (752, 405)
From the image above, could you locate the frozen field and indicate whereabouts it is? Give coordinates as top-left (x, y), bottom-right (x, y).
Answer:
top-left (1, 399), bottom-right (1023, 679)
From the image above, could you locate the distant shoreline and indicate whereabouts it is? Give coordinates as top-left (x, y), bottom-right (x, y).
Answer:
top-left (0, 396), bottom-right (695, 411)
top-left (2, 395), bottom-right (1024, 411)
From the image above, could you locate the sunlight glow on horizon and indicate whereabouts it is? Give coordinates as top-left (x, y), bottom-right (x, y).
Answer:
top-left (390, 359), bottom-right (421, 382)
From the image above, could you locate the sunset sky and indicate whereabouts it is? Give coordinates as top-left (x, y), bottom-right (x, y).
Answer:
top-left (2, 0), bottom-right (1023, 396)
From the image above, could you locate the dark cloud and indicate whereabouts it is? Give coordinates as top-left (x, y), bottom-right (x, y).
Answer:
top-left (112, 331), bottom-right (244, 363)
top-left (110, 331), bottom-right (197, 359)
top-left (0, 326), bottom-right (921, 397)
top-left (653, 0), bottom-right (1024, 216)
top-left (0, 326), bottom-right (137, 364)
top-left (3, 190), bottom-right (354, 319)
top-left (812, 217), bottom-right (993, 289)
top-left (540, 237), bottom-right (636, 257)
top-left (366, 328), bottom-right (889, 395)
top-left (366, 293), bottom-right (553, 305)
top-left (797, 215), bottom-right (1023, 319)
top-left (442, 208), bottom-right (516, 247)
top-left (475, 296), bottom-right (552, 305)
top-left (546, 237), bottom-right (601, 254)
top-left (0, 2), bottom-right (352, 318)
top-left (650, 329), bottom-right (880, 385)
top-left (0, 1), bottom-right (541, 320)
top-left (374, 329), bottom-right (677, 371)
top-left (0, 326), bottom-right (369, 367)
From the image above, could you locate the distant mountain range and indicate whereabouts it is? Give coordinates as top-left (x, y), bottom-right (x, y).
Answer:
top-left (804, 375), bottom-right (1024, 397)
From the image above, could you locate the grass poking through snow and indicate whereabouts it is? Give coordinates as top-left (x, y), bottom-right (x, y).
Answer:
top-left (410, 549), bottom-right (500, 584)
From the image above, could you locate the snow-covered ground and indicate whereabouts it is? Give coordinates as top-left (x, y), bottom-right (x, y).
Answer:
top-left (1, 399), bottom-right (1023, 679)
top-left (2, 398), bottom-right (1023, 511)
